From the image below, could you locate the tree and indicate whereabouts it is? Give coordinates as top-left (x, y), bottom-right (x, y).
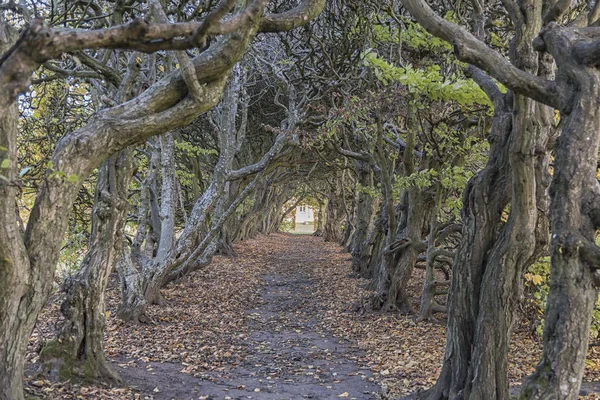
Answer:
top-left (0, 1), bottom-right (325, 398)
top-left (400, 0), bottom-right (600, 398)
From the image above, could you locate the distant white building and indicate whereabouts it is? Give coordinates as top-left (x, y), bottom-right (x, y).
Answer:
top-left (296, 204), bottom-right (314, 223)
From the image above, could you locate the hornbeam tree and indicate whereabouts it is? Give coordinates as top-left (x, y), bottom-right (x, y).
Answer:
top-left (0, 0), bottom-right (324, 398)
top-left (400, 0), bottom-right (600, 399)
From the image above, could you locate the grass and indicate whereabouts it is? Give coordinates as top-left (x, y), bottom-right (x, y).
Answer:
top-left (291, 222), bottom-right (315, 235)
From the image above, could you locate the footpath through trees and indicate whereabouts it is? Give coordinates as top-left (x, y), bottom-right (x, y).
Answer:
top-left (25, 234), bottom-right (600, 399)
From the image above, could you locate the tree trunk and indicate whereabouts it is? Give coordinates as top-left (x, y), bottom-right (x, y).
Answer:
top-left (420, 85), bottom-right (513, 399)
top-left (466, 93), bottom-right (553, 399)
top-left (313, 201), bottom-right (324, 236)
top-left (45, 49), bottom-right (143, 379)
top-left (519, 26), bottom-right (600, 400)
top-left (418, 184), bottom-right (457, 321)
top-left (351, 161), bottom-right (374, 274)
top-left (41, 150), bottom-right (134, 382)
top-left (0, 24), bottom-right (32, 399)
top-left (423, 75), bottom-right (554, 399)
top-left (119, 67), bottom-right (245, 320)
top-left (115, 246), bottom-right (149, 323)
top-left (385, 187), bottom-right (430, 313)
top-left (324, 188), bottom-right (343, 242)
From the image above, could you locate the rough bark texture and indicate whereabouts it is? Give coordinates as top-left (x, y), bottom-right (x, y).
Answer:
top-left (519, 25), bottom-right (600, 400)
top-left (466, 93), bottom-right (553, 399)
top-left (115, 246), bottom-right (149, 324)
top-left (45, 48), bottom-right (142, 381)
top-left (312, 201), bottom-right (324, 237)
top-left (350, 160), bottom-right (374, 275)
top-left (385, 187), bottom-right (430, 314)
top-left (323, 188), bottom-right (343, 243)
top-left (0, 21), bottom-right (31, 400)
top-left (418, 185), bottom-right (457, 321)
top-left (421, 87), bottom-right (513, 400)
top-left (43, 150), bottom-right (134, 382)
top-left (0, 1), bottom-right (324, 397)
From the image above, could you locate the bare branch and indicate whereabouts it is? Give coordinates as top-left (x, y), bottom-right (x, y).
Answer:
top-left (260, 0), bottom-right (326, 32)
top-left (465, 65), bottom-right (504, 108)
top-left (580, 239), bottom-right (600, 269)
top-left (499, 0), bottom-right (524, 25)
top-left (150, 0), bottom-right (205, 101)
top-left (572, 37), bottom-right (600, 65)
top-left (73, 51), bottom-right (122, 87)
top-left (227, 133), bottom-right (290, 181)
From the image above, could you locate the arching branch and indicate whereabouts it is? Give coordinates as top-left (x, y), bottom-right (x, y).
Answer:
top-left (401, 0), bottom-right (562, 109)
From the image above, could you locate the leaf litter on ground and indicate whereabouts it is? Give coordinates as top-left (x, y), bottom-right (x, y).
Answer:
top-left (25, 233), bottom-right (600, 399)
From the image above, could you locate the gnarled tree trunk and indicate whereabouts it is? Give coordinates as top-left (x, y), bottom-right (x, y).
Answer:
top-left (351, 160), bottom-right (375, 274)
top-left (421, 86), bottom-right (513, 400)
top-left (0, 23), bottom-right (31, 398)
top-left (43, 150), bottom-right (134, 382)
top-left (0, 2), bottom-right (324, 398)
top-left (385, 186), bottom-right (431, 313)
top-left (519, 25), bottom-right (600, 400)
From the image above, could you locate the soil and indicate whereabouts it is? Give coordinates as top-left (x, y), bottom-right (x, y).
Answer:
top-left (114, 236), bottom-right (380, 399)
top-left (24, 233), bottom-right (600, 399)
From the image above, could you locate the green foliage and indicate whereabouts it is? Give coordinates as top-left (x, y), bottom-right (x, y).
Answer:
top-left (279, 218), bottom-right (294, 233)
top-left (525, 257), bottom-right (600, 339)
top-left (356, 182), bottom-right (379, 197)
top-left (370, 15), bottom-right (453, 52)
top-left (362, 51), bottom-right (492, 108)
top-left (174, 139), bottom-right (217, 188)
top-left (47, 168), bottom-right (80, 184)
top-left (399, 18), bottom-right (453, 52)
top-left (175, 140), bottom-right (217, 157)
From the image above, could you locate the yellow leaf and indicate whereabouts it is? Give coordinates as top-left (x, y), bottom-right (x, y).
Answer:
top-left (158, 65), bottom-right (165, 72)
top-left (105, 311), bottom-right (111, 318)
top-left (338, 393), bottom-right (349, 397)
top-left (532, 275), bottom-right (543, 285)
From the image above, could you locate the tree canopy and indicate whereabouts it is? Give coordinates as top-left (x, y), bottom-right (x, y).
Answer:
top-left (1, 1), bottom-right (599, 400)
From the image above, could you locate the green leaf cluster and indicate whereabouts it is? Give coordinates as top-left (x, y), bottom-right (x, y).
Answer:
top-left (525, 257), bottom-right (600, 339)
top-left (175, 140), bottom-right (217, 157)
top-left (362, 51), bottom-right (492, 108)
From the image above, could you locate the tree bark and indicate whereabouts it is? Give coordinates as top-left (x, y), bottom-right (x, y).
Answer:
top-left (418, 185), bottom-right (458, 321)
top-left (323, 187), bottom-right (343, 242)
top-left (421, 74), bottom-right (555, 400)
top-left (45, 49), bottom-right (142, 380)
top-left (313, 200), bottom-right (324, 236)
top-left (0, 23), bottom-right (31, 400)
top-left (519, 25), bottom-right (600, 400)
top-left (385, 187), bottom-right (431, 314)
top-left (43, 150), bottom-right (134, 382)
top-left (421, 89), bottom-right (512, 400)
top-left (351, 160), bottom-right (374, 274)
top-left (0, 2), bottom-right (324, 397)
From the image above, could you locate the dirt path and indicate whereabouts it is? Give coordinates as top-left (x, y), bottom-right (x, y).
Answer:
top-left (26, 234), bottom-right (600, 399)
top-left (115, 235), bottom-right (380, 400)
